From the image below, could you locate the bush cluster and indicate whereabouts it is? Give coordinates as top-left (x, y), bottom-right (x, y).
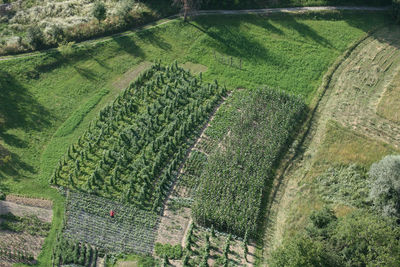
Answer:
top-left (270, 208), bottom-right (400, 267)
top-left (154, 243), bottom-right (183, 259)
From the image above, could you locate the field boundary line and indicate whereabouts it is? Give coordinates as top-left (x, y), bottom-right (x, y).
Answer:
top-left (0, 6), bottom-right (390, 62)
top-left (259, 23), bottom-right (389, 265)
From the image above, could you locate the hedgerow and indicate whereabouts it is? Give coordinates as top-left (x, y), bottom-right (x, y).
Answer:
top-left (192, 88), bottom-right (306, 237)
top-left (50, 62), bottom-right (226, 211)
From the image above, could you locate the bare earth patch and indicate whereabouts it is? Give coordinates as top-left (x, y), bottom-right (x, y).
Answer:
top-left (155, 205), bottom-right (191, 247)
top-left (112, 61), bottom-right (152, 89)
top-left (0, 196), bottom-right (52, 267)
top-left (5, 195), bottom-right (53, 209)
top-left (0, 200), bottom-right (53, 223)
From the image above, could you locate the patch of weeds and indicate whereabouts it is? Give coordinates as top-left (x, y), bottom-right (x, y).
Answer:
top-left (0, 212), bottom-right (51, 236)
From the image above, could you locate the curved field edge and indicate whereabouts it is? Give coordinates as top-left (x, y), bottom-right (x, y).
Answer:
top-left (0, 12), bottom-right (392, 266)
top-left (259, 22), bottom-right (392, 264)
top-left (262, 24), bottom-right (400, 266)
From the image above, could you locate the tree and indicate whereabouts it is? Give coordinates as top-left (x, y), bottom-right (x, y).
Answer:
top-left (331, 211), bottom-right (400, 266)
top-left (92, 2), bottom-right (107, 23)
top-left (394, 0), bottom-right (400, 23)
top-left (269, 235), bottom-right (340, 267)
top-left (173, 0), bottom-right (202, 22)
top-left (26, 26), bottom-right (44, 49)
top-left (368, 155), bottom-right (400, 218)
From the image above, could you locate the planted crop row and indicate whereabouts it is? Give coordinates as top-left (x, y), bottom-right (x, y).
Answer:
top-left (52, 232), bottom-right (98, 267)
top-left (0, 248), bottom-right (34, 264)
top-left (63, 191), bottom-right (159, 255)
top-left (50, 62), bottom-right (226, 211)
top-left (193, 88), bottom-right (307, 237)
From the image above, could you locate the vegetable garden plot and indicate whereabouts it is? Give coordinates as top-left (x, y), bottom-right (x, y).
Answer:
top-left (63, 191), bottom-right (159, 254)
top-left (50, 62), bottom-right (227, 211)
top-left (193, 88), bottom-right (307, 237)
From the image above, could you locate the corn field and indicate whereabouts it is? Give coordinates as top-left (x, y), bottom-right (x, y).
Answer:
top-left (192, 88), bottom-right (306, 237)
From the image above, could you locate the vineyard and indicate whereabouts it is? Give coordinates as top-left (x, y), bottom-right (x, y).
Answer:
top-left (193, 88), bottom-right (307, 237)
top-left (50, 62), bottom-right (227, 211)
top-left (63, 191), bottom-right (159, 255)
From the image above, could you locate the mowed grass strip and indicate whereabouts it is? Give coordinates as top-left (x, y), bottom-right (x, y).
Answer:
top-left (0, 12), bottom-right (391, 265)
top-left (377, 70), bottom-right (400, 123)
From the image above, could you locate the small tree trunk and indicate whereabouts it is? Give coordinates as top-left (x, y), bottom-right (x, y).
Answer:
top-left (183, 0), bottom-right (189, 22)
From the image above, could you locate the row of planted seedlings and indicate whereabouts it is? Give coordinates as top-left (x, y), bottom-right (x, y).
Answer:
top-left (63, 191), bottom-right (158, 254)
top-left (50, 61), bottom-right (227, 213)
top-left (52, 230), bottom-right (99, 267)
top-left (0, 248), bottom-right (35, 264)
top-left (156, 222), bottom-right (250, 267)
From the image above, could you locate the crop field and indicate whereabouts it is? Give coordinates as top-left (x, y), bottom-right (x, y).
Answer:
top-left (64, 191), bottom-right (159, 255)
top-left (0, 10), bottom-right (394, 266)
top-left (193, 88), bottom-right (306, 237)
top-left (51, 62), bottom-right (226, 211)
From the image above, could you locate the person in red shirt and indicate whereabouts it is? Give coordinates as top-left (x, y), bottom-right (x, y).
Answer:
top-left (110, 210), bottom-right (115, 218)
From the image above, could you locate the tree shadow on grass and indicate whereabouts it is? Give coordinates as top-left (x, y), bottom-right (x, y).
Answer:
top-left (0, 71), bottom-right (44, 181)
top-left (111, 35), bottom-right (146, 57)
top-left (270, 14), bottom-right (335, 50)
top-left (0, 70), bottom-right (52, 136)
top-left (135, 30), bottom-right (172, 51)
top-left (187, 18), bottom-right (283, 66)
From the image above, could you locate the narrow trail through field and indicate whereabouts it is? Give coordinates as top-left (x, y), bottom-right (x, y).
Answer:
top-left (0, 6), bottom-right (389, 62)
top-left (262, 24), bottom-right (400, 265)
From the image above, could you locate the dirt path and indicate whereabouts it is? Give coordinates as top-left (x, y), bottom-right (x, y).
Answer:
top-left (0, 199), bottom-right (53, 223)
top-left (0, 6), bottom-right (389, 62)
top-left (262, 24), bottom-right (400, 265)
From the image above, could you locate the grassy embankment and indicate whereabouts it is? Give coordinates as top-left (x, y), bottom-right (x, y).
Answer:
top-left (0, 11), bottom-right (391, 265)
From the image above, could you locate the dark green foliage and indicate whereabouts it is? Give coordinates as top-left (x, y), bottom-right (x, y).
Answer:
top-left (53, 234), bottom-right (98, 267)
top-left (0, 212), bottom-right (51, 237)
top-left (26, 26), bottom-right (44, 49)
top-left (394, 0), bottom-right (400, 23)
top-left (92, 1), bottom-right (107, 22)
top-left (51, 63), bottom-right (225, 211)
top-left (154, 243), bottom-right (183, 259)
top-left (369, 155), bottom-right (400, 218)
top-left (269, 235), bottom-right (339, 267)
top-left (271, 210), bottom-right (400, 267)
top-left (193, 88), bottom-right (306, 237)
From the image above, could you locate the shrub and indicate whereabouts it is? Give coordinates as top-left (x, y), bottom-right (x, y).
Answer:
top-left (25, 26), bottom-right (44, 49)
top-left (0, 191), bottom-right (5, 200)
top-left (155, 243), bottom-right (182, 260)
top-left (270, 235), bottom-right (339, 267)
top-left (46, 25), bottom-right (65, 45)
top-left (316, 164), bottom-right (369, 207)
top-left (393, 0), bottom-right (400, 23)
top-left (306, 206), bottom-right (337, 240)
top-left (92, 2), bottom-right (107, 23)
top-left (368, 155), bottom-right (400, 218)
top-left (330, 211), bottom-right (400, 266)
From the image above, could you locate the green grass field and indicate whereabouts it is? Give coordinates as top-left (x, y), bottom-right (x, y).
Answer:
top-left (0, 11), bottom-right (391, 266)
